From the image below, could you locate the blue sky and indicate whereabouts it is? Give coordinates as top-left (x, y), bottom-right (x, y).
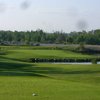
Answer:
top-left (0, 0), bottom-right (100, 32)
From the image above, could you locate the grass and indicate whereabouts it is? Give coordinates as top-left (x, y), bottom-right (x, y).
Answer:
top-left (2, 49), bottom-right (93, 61)
top-left (0, 76), bottom-right (100, 100)
top-left (0, 60), bottom-right (100, 100)
top-left (0, 46), bottom-right (100, 100)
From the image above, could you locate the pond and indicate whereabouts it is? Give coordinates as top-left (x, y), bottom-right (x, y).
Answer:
top-left (52, 62), bottom-right (100, 65)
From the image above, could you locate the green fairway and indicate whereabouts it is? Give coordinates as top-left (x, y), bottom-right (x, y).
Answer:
top-left (0, 75), bottom-right (100, 100)
top-left (3, 49), bottom-right (92, 61)
top-left (0, 46), bottom-right (100, 100)
top-left (0, 61), bottom-right (100, 100)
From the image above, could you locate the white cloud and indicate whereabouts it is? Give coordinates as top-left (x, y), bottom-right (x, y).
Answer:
top-left (0, 2), bottom-right (7, 13)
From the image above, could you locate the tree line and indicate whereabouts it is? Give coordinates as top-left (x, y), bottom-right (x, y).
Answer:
top-left (0, 29), bottom-right (100, 45)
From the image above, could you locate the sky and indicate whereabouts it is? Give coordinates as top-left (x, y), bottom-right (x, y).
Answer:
top-left (0, 0), bottom-right (100, 32)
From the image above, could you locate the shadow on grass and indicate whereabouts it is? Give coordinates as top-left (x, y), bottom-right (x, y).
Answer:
top-left (0, 56), bottom-right (27, 62)
top-left (30, 66), bottom-right (100, 75)
top-left (0, 60), bottom-right (100, 77)
top-left (0, 61), bottom-right (47, 77)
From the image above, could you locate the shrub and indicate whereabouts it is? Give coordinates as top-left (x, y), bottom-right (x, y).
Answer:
top-left (92, 58), bottom-right (97, 64)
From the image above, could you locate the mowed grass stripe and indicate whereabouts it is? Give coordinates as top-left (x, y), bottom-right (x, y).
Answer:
top-left (0, 76), bottom-right (100, 100)
top-left (4, 50), bottom-right (92, 60)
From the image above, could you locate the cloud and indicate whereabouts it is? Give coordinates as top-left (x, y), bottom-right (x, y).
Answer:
top-left (21, 0), bottom-right (31, 10)
top-left (0, 2), bottom-right (7, 13)
top-left (66, 7), bottom-right (79, 18)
